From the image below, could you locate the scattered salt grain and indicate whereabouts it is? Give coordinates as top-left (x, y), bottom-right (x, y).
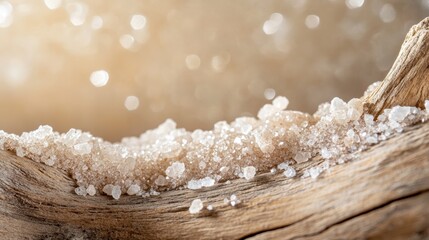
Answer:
top-left (189, 199), bottom-right (204, 214)
top-left (207, 205), bottom-right (213, 211)
top-left (230, 194), bottom-right (241, 206)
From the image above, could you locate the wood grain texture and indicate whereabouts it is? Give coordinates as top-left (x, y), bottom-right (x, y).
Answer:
top-left (0, 123), bottom-right (428, 239)
top-left (363, 17), bottom-right (429, 116)
top-left (1, 17), bottom-right (429, 240)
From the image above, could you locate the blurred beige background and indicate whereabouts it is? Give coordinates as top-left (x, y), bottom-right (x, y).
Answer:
top-left (0, 0), bottom-right (428, 141)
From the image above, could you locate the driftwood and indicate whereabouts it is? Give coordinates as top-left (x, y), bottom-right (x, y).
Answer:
top-left (1, 17), bottom-right (429, 240)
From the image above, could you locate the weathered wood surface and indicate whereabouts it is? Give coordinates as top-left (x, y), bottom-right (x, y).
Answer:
top-left (0, 123), bottom-right (428, 239)
top-left (364, 17), bottom-right (429, 116)
top-left (1, 16), bottom-right (429, 240)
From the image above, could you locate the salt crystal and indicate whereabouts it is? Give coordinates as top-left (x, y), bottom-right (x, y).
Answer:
top-left (102, 184), bottom-right (114, 196)
top-left (230, 194), bottom-right (241, 206)
top-left (111, 185), bottom-right (122, 200)
top-left (187, 180), bottom-right (202, 190)
top-left (366, 136), bottom-right (378, 144)
top-left (16, 147), bottom-right (25, 157)
top-left (364, 114), bottom-right (374, 125)
top-left (330, 97), bottom-right (348, 123)
top-left (86, 185), bottom-right (96, 196)
top-left (277, 162), bottom-right (288, 170)
top-left (155, 175), bottom-right (168, 186)
top-left (187, 177), bottom-right (215, 189)
top-left (425, 100), bottom-right (429, 111)
top-left (257, 104), bottom-right (277, 120)
top-left (189, 199), bottom-right (204, 214)
top-left (321, 148), bottom-right (332, 159)
top-left (201, 177), bottom-right (215, 187)
top-left (165, 162), bottom-right (185, 179)
top-left (283, 167), bottom-right (296, 178)
top-left (74, 186), bottom-right (87, 196)
top-left (234, 137), bottom-right (242, 145)
top-left (294, 152), bottom-right (311, 163)
top-left (242, 166), bottom-right (256, 180)
top-left (272, 96), bottom-right (289, 110)
top-left (389, 106), bottom-right (411, 122)
top-left (45, 156), bottom-right (56, 166)
top-left (127, 184), bottom-right (141, 195)
top-left (207, 205), bottom-right (213, 211)
top-left (309, 167), bottom-right (321, 179)
top-left (73, 142), bottom-right (92, 155)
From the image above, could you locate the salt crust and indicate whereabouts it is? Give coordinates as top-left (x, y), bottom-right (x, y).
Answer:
top-left (0, 85), bottom-right (428, 199)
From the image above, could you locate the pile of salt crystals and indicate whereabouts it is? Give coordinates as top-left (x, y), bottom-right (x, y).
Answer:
top-left (0, 82), bottom-right (428, 199)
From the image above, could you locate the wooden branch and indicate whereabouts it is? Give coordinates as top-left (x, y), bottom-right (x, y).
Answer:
top-left (1, 17), bottom-right (429, 240)
top-left (363, 17), bottom-right (429, 116)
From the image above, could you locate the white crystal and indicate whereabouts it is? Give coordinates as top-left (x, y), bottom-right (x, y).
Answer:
top-left (229, 194), bottom-right (241, 206)
top-left (207, 205), bottom-right (213, 211)
top-left (73, 142), bottom-right (92, 155)
top-left (86, 185), bottom-right (96, 196)
top-left (111, 185), bottom-right (122, 200)
top-left (321, 148), bottom-right (332, 159)
top-left (127, 184), bottom-right (141, 195)
top-left (200, 177), bottom-right (215, 187)
top-left (425, 100), bottom-right (429, 111)
top-left (165, 162), bottom-right (185, 179)
top-left (242, 166), bottom-right (256, 180)
top-left (309, 167), bottom-right (321, 179)
top-left (102, 184), bottom-right (114, 195)
top-left (188, 177), bottom-right (215, 189)
top-left (283, 167), bottom-right (296, 178)
top-left (155, 175), bottom-right (168, 186)
top-left (189, 199), bottom-right (204, 214)
top-left (364, 114), bottom-right (374, 125)
top-left (272, 96), bottom-right (289, 110)
top-left (277, 162), bottom-right (288, 170)
top-left (366, 136), bottom-right (378, 144)
top-left (330, 97), bottom-right (348, 123)
top-left (294, 151), bottom-right (311, 163)
top-left (257, 104), bottom-right (278, 120)
top-left (74, 186), bottom-right (87, 196)
top-left (389, 106), bottom-right (411, 122)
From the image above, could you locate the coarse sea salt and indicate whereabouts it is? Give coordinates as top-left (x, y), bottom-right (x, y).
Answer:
top-left (0, 86), bottom-right (427, 200)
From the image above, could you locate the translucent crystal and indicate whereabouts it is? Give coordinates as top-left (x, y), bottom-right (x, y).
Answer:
top-left (207, 205), bottom-right (214, 211)
top-left (127, 184), bottom-right (141, 195)
top-left (0, 93), bottom-right (425, 200)
top-left (242, 166), bottom-right (256, 180)
top-left (155, 175), bottom-right (168, 186)
top-left (102, 184), bottom-right (114, 195)
top-left (283, 167), bottom-right (296, 178)
top-left (272, 96), bottom-right (289, 110)
top-left (294, 152), bottom-right (311, 163)
top-left (165, 162), bottom-right (185, 179)
top-left (74, 186), bottom-right (87, 196)
top-left (86, 185), bottom-right (96, 196)
top-left (111, 185), bottom-right (122, 200)
top-left (189, 199), bottom-right (204, 214)
top-left (389, 106), bottom-right (411, 122)
top-left (321, 148), bottom-right (332, 159)
top-left (425, 100), bottom-right (429, 111)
